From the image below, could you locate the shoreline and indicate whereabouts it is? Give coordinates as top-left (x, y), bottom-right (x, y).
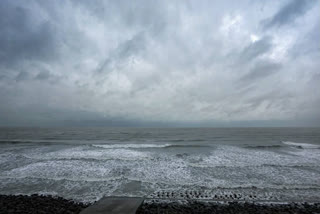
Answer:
top-left (1, 194), bottom-right (320, 214)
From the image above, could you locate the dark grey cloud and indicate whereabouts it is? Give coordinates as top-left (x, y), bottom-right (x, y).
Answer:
top-left (0, 0), bottom-right (319, 127)
top-left (76, 0), bottom-right (168, 34)
top-left (262, 0), bottom-right (315, 29)
top-left (240, 36), bottom-right (272, 62)
top-left (34, 69), bottom-right (59, 83)
top-left (96, 32), bottom-right (147, 73)
top-left (290, 19), bottom-right (320, 58)
top-left (0, 1), bottom-right (57, 67)
top-left (15, 71), bottom-right (30, 82)
top-left (240, 60), bottom-right (281, 82)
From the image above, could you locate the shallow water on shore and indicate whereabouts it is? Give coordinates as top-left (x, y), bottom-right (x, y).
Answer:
top-left (0, 127), bottom-right (319, 202)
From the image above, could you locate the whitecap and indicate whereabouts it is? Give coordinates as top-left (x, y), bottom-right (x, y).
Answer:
top-left (282, 141), bottom-right (320, 149)
top-left (92, 144), bottom-right (171, 149)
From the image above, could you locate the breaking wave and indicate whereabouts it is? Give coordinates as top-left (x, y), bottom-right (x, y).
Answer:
top-left (282, 141), bottom-right (320, 149)
top-left (92, 144), bottom-right (171, 149)
top-left (91, 144), bottom-right (211, 149)
top-left (243, 145), bottom-right (283, 149)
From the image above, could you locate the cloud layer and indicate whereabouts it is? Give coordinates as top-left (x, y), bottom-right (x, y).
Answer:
top-left (0, 0), bottom-right (319, 126)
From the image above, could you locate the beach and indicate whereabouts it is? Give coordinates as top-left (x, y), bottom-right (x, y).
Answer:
top-left (1, 194), bottom-right (320, 214)
top-left (137, 199), bottom-right (320, 214)
top-left (0, 194), bottom-right (89, 214)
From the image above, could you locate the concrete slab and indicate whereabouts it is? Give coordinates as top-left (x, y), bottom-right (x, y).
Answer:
top-left (80, 197), bottom-right (144, 214)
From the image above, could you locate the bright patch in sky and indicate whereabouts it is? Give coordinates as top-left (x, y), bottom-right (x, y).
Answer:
top-left (250, 34), bottom-right (259, 43)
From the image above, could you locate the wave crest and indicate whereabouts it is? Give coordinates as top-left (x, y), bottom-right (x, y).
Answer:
top-left (282, 141), bottom-right (320, 149)
top-left (91, 144), bottom-right (171, 149)
top-left (91, 144), bottom-right (211, 149)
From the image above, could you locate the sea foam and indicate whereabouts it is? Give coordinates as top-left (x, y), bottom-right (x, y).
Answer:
top-left (92, 143), bottom-right (171, 149)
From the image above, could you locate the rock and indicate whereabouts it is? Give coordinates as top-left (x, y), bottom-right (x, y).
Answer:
top-left (136, 199), bottom-right (320, 214)
top-left (0, 194), bottom-right (90, 214)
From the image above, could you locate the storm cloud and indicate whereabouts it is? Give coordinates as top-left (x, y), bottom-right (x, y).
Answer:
top-left (262, 0), bottom-right (316, 29)
top-left (0, 0), bottom-right (319, 126)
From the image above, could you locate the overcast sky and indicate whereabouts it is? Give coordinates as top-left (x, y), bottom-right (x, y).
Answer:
top-left (0, 0), bottom-right (319, 127)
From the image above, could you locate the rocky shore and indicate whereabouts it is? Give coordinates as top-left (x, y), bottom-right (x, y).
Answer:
top-left (1, 195), bottom-right (320, 214)
top-left (0, 194), bottom-right (89, 214)
top-left (137, 199), bottom-right (320, 214)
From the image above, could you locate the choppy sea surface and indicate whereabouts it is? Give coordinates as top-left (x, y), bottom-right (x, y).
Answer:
top-left (0, 127), bottom-right (319, 202)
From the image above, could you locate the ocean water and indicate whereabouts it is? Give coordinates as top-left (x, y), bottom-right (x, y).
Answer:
top-left (0, 127), bottom-right (319, 202)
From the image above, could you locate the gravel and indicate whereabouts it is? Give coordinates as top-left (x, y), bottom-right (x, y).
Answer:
top-left (0, 194), bottom-right (89, 214)
top-left (2, 194), bottom-right (320, 214)
top-left (137, 199), bottom-right (320, 214)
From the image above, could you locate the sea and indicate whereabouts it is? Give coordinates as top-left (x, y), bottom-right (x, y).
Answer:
top-left (0, 127), bottom-right (319, 203)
